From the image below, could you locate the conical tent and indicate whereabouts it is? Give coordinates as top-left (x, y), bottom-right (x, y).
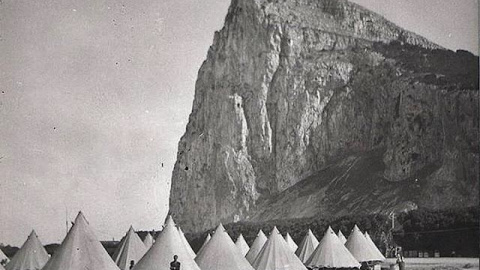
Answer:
top-left (132, 216), bottom-right (201, 270)
top-left (5, 230), bottom-right (49, 270)
top-left (364, 232), bottom-right (386, 261)
top-left (245, 230), bottom-right (267, 264)
top-left (41, 212), bottom-right (119, 270)
top-left (0, 248), bottom-right (9, 265)
top-left (235, 234), bottom-right (249, 257)
top-left (284, 233), bottom-right (298, 252)
top-left (252, 227), bottom-right (306, 270)
top-left (178, 227), bottom-right (196, 259)
top-left (295, 229), bottom-right (319, 263)
top-left (112, 226), bottom-right (148, 270)
top-left (197, 234), bottom-right (211, 255)
top-left (195, 224), bottom-right (254, 270)
top-left (143, 233), bottom-right (154, 249)
top-left (305, 227), bottom-right (360, 269)
top-left (337, 230), bottom-right (347, 245)
top-left (345, 225), bottom-right (380, 263)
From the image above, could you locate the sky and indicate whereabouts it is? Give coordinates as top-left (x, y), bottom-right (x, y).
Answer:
top-left (0, 0), bottom-right (477, 246)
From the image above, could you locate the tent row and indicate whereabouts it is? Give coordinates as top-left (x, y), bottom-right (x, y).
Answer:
top-left (190, 222), bottom-right (384, 270)
top-left (1, 212), bottom-right (156, 270)
top-left (0, 212), bottom-right (385, 270)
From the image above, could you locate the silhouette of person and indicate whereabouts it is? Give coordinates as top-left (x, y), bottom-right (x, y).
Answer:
top-left (129, 260), bottom-right (135, 269)
top-left (170, 255), bottom-right (180, 270)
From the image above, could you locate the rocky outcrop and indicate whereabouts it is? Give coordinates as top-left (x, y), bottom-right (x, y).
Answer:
top-left (169, 0), bottom-right (479, 232)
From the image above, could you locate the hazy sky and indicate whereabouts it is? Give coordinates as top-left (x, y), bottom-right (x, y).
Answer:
top-left (0, 0), bottom-right (477, 246)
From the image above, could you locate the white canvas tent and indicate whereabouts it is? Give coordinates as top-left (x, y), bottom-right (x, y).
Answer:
top-left (41, 212), bottom-right (119, 270)
top-left (345, 225), bottom-right (382, 263)
top-left (235, 234), bottom-right (249, 257)
top-left (337, 230), bottom-right (347, 245)
top-left (197, 233), bottom-right (211, 255)
top-left (284, 233), bottom-right (298, 252)
top-left (245, 230), bottom-right (267, 264)
top-left (132, 216), bottom-right (201, 270)
top-left (295, 229), bottom-right (319, 263)
top-left (195, 224), bottom-right (254, 270)
top-left (178, 227), bottom-right (196, 259)
top-left (143, 233), bottom-right (154, 249)
top-left (364, 232), bottom-right (386, 261)
top-left (305, 227), bottom-right (360, 269)
top-left (251, 227), bottom-right (306, 270)
top-left (112, 226), bottom-right (147, 270)
top-left (5, 230), bottom-right (49, 270)
top-left (0, 248), bottom-right (9, 266)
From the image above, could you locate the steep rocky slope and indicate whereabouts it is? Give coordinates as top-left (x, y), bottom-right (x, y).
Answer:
top-left (169, 0), bottom-right (479, 232)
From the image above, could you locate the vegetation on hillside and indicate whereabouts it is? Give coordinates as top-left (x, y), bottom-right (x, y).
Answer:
top-left (373, 41), bottom-right (479, 90)
top-left (184, 207), bottom-right (478, 257)
top-left (1, 207), bottom-right (477, 259)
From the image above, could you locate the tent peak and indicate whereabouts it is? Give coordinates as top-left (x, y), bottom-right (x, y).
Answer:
top-left (28, 230), bottom-right (37, 238)
top-left (252, 224), bottom-right (305, 270)
top-left (77, 211), bottom-right (85, 219)
top-left (74, 211), bottom-right (89, 225)
top-left (6, 230), bottom-right (49, 270)
top-left (165, 215), bottom-right (175, 227)
top-left (306, 227), bottom-right (360, 268)
top-left (215, 223), bottom-right (225, 232)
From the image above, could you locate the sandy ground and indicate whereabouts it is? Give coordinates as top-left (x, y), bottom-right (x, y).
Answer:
top-left (381, 258), bottom-right (479, 270)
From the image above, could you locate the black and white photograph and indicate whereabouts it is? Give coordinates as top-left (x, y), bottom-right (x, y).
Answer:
top-left (0, 0), bottom-right (478, 270)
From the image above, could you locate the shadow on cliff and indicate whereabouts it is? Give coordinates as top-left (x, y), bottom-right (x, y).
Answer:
top-left (250, 148), bottom-right (440, 222)
top-left (373, 41), bottom-right (479, 90)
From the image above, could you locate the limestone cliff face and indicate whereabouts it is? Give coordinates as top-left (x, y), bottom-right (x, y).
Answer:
top-left (170, 0), bottom-right (479, 232)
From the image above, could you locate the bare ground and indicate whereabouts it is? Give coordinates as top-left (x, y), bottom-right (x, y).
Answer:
top-left (381, 258), bottom-right (479, 270)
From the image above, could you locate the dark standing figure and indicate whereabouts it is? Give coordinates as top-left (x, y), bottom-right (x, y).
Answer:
top-left (129, 260), bottom-right (135, 269)
top-left (170, 255), bottom-right (180, 270)
top-left (360, 262), bottom-right (369, 270)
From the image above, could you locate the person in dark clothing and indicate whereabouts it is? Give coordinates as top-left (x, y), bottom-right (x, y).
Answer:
top-left (129, 260), bottom-right (135, 269)
top-left (170, 255), bottom-right (180, 270)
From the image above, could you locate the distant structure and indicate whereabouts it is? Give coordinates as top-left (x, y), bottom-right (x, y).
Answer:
top-left (142, 233), bottom-right (154, 249)
top-left (112, 226), bottom-right (147, 270)
top-left (178, 227), bottom-right (196, 259)
top-left (133, 216), bottom-right (201, 270)
top-left (197, 233), bottom-right (211, 255)
top-left (345, 225), bottom-right (385, 267)
top-left (306, 227), bottom-right (360, 269)
top-left (251, 227), bottom-right (306, 270)
top-left (337, 230), bottom-right (347, 245)
top-left (5, 230), bottom-right (49, 270)
top-left (235, 234), bottom-right (250, 257)
top-left (245, 230), bottom-right (267, 264)
top-left (295, 229), bottom-right (319, 263)
top-left (41, 212), bottom-right (119, 270)
top-left (284, 233), bottom-right (298, 252)
top-left (195, 224), bottom-right (253, 270)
